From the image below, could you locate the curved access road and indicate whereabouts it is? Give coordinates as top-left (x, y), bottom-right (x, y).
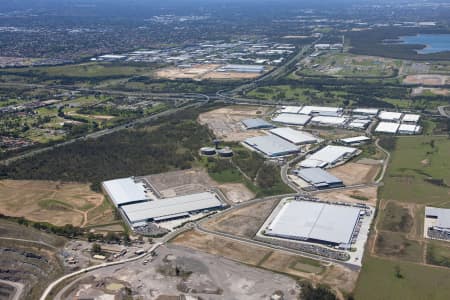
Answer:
top-left (374, 138), bottom-right (391, 184)
top-left (39, 242), bottom-right (162, 300)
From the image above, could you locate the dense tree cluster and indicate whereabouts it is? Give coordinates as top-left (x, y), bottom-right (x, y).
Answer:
top-left (0, 110), bottom-right (211, 190)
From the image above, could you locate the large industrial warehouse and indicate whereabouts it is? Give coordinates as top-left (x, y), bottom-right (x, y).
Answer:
top-left (272, 113), bottom-right (311, 126)
top-left (242, 118), bottom-right (274, 129)
top-left (102, 177), bottom-right (152, 206)
top-left (244, 135), bottom-right (300, 157)
top-left (121, 192), bottom-right (224, 224)
top-left (299, 145), bottom-right (358, 168)
top-left (294, 168), bottom-right (344, 189)
top-left (265, 200), bottom-right (362, 246)
top-left (269, 127), bottom-right (318, 145)
top-left (102, 177), bottom-right (226, 228)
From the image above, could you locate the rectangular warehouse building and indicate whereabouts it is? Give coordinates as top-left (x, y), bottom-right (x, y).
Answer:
top-left (398, 124), bottom-right (421, 135)
top-left (272, 113), bottom-right (311, 126)
top-left (269, 127), bottom-right (318, 145)
top-left (265, 200), bottom-right (362, 245)
top-left (295, 168), bottom-right (344, 189)
top-left (121, 192), bottom-right (225, 224)
top-left (375, 122), bottom-right (400, 134)
top-left (279, 106), bottom-right (302, 114)
top-left (378, 111), bottom-right (403, 121)
top-left (244, 135), bottom-right (300, 157)
top-left (299, 106), bottom-right (343, 116)
top-left (352, 108), bottom-right (379, 116)
top-left (102, 177), bottom-right (151, 207)
top-left (218, 64), bottom-right (265, 73)
top-left (242, 118), bottom-right (275, 129)
top-left (340, 136), bottom-right (371, 145)
top-left (310, 116), bottom-right (348, 126)
top-left (299, 145), bottom-right (358, 168)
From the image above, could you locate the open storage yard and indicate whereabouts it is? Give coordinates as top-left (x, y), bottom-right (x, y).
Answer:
top-left (197, 106), bottom-right (270, 142)
top-left (0, 180), bottom-right (114, 227)
top-left (55, 244), bottom-right (301, 300)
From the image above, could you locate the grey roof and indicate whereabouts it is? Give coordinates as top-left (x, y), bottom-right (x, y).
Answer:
top-left (296, 168), bottom-right (343, 187)
top-left (426, 207), bottom-right (450, 228)
top-left (121, 192), bottom-right (223, 223)
top-left (269, 127), bottom-right (317, 145)
top-left (272, 113), bottom-right (311, 125)
top-left (245, 135), bottom-right (300, 157)
top-left (267, 200), bottom-right (361, 244)
top-left (102, 178), bottom-right (149, 207)
top-left (300, 145), bottom-right (357, 168)
top-left (242, 118), bottom-right (274, 129)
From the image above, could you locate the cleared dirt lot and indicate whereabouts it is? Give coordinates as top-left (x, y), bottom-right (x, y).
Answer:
top-left (145, 168), bottom-right (255, 202)
top-left (155, 64), bottom-right (220, 80)
top-left (156, 64), bottom-right (262, 80)
top-left (202, 198), bottom-right (279, 238)
top-left (0, 180), bottom-right (107, 227)
top-left (197, 106), bottom-right (270, 142)
top-left (315, 186), bottom-right (378, 206)
top-left (403, 74), bottom-right (450, 86)
top-left (56, 244), bottom-right (301, 300)
top-left (328, 162), bottom-right (380, 185)
top-left (217, 183), bottom-right (255, 203)
top-left (171, 230), bottom-right (357, 295)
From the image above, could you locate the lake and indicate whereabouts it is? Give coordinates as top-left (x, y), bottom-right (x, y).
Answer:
top-left (399, 34), bottom-right (450, 54)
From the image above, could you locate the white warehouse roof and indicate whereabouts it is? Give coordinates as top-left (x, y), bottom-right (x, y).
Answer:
top-left (102, 178), bottom-right (150, 207)
top-left (269, 127), bottom-right (318, 145)
top-left (272, 113), bottom-right (311, 126)
top-left (352, 108), bottom-right (379, 115)
top-left (310, 116), bottom-right (348, 126)
top-left (121, 192), bottom-right (223, 224)
top-left (378, 111), bottom-right (403, 121)
top-left (245, 135), bottom-right (300, 157)
top-left (340, 136), bottom-right (371, 144)
top-left (279, 106), bottom-right (302, 114)
top-left (266, 200), bottom-right (361, 245)
top-left (426, 207), bottom-right (450, 229)
top-left (375, 122), bottom-right (400, 134)
top-left (300, 145), bottom-right (358, 168)
top-left (299, 106), bottom-right (342, 116)
top-left (398, 124), bottom-right (421, 134)
top-left (402, 114), bottom-right (421, 123)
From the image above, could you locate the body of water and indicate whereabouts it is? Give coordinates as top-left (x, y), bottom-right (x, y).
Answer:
top-left (399, 34), bottom-right (450, 54)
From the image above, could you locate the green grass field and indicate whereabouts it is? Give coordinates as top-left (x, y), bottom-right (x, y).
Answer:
top-left (380, 202), bottom-right (413, 233)
top-left (381, 136), bottom-right (450, 206)
top-left (2, 62), bottom-right (157, 79)
top-left (355, 256), bottom-right (450, 300)
top-left (427, 242), bottom-right (450, 268)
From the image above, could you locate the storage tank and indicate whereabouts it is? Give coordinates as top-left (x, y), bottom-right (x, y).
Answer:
top-left (218, 147), bottom-right (233, 157)
top-left (200, 147), bottom-right (217, 156)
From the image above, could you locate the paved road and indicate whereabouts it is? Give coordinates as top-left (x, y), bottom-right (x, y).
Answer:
top-left (39, 242), bottom-right (163, 300)
top-left (437, 105), bottom-right (450, 118)
top-left (374, 138), bottom-right (391, 184)
top-left (195, 217), bottom-right (359, 271)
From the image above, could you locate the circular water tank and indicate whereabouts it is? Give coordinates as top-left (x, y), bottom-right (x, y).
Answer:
top-left (218, 147), bottom-right (233, 157)
top-left (200, 147), bottom-right (217, 156)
